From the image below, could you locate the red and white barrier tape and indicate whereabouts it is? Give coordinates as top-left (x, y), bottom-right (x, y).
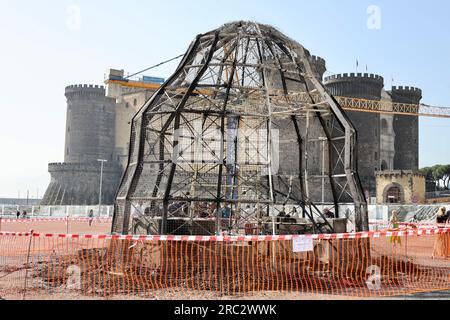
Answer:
top-left (370, 221), bottom-right (439, 226)
top-left (0, 227), bottom-right (448, 242)
top-left (0, 217), bottom-right (112, 223)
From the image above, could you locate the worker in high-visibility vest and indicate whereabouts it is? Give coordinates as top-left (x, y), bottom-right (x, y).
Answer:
top-left (388, 210), bottom-right (401, 246)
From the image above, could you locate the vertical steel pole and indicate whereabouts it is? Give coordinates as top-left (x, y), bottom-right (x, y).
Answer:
top-left (322, 138), bottom-right (325, 205)
top-left (98, 159), bottom-right (107, 217)
top-left (99, 162), bottom-right (104, 213)
top-left (23, 230), bottom-right (34, 300)
top-left (305, 111), bottom-right (310, 199)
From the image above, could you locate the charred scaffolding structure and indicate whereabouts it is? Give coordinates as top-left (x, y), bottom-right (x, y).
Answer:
top-left (112, 21), bottom-right (368, 236)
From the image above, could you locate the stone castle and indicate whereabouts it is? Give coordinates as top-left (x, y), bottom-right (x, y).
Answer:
top-left (41, 85), bottom-right (122, 205)
top-left (41, 55), bottom-right (421, 205)
top-left (324, 74), bottom-right (421, 195)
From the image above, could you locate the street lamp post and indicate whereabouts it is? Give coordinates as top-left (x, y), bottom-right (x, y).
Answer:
top-left (97, 159), bottom-right (108, 216)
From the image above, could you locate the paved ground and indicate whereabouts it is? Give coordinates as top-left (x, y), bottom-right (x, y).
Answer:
top-left (395, 290), bottom-right (450, 300)
top-left (0, 220), bottom-right (111, 235)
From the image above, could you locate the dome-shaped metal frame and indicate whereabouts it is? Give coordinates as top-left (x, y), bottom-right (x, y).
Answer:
top-left (112, 21), bottom-right (368, 235)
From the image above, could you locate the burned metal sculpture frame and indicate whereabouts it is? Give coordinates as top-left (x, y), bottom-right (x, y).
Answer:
top-left (112, 21), bottom-right (368, 236)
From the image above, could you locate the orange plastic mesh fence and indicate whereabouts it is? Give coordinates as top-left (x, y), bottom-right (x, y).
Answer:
top-left (0, 231), bottom-right (449, 300)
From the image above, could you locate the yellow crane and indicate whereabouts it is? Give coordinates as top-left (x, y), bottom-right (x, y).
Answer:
top-left (105, 76), bottom-right (450, 119)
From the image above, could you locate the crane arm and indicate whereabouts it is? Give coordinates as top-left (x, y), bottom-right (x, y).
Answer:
top-left (105, 78), bottom-right (450, 119)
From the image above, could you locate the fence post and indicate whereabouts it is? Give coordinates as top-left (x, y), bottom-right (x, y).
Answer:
top-left (404, 230), bottom-right (409, 298)
top-left (23, 230), bottom-right (34, 300)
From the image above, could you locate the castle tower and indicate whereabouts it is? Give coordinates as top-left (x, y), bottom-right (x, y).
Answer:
top-left (390, 86), bottom-right (422, 171)
top-left (64, 85), bottom-right (116, 163)
top-left (309, 55), bottom-right (327, 81)
top-left (324, 73), bottom-right (384, 196)
top-left (41, 85), bottom-right (122, 206)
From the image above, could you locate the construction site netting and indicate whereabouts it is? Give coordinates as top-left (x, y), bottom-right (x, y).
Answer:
top-left (0, 227), bottom-right (448, 300)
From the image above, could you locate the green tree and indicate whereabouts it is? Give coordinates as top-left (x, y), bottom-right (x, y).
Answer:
top-left (430, 164), bottom-right (450, 190)
top-left (420, 166), bottom-right (437, 192)
top-left (420, 164), bottom-right (450, 191)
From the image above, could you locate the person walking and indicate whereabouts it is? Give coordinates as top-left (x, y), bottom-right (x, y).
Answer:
top-left (388, 210), bottom-right (402, 247)
top-left (432, 207), bottom-right (449, 259)
top-left (16, 210), bottom-right (20, 219)
top-left (88, 209), bottom-right (94, 227)
top-left (291, 207), bottom-right (299, 218)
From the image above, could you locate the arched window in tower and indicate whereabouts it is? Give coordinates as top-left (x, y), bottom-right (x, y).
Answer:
top-left (133, 99), bottom-right (137, 107)
top-left (385, 186), bottom-right (402, 204)
top-left (381, 160), bottom-right (388, 171)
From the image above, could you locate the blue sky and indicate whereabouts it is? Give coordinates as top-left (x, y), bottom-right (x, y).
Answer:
top-left (0, 0), bottom-right (449, 198)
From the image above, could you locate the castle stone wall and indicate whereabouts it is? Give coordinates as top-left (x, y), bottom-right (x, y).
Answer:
top-left (379, 90), bottom-right (395, 171)
top-left (324, 73), bottom-right (384, 196)
top-left (64, 85), bottom-right (116, 163)
top-left (114, 88), bottom-right (157, 169)
top-left (390, 86), bottom-right (422, 171)
top-left (375, 170), bottom-right (425, 205)
top-left (41, 162), bottom-right (122, 205)
top-left (42, 85), bottom-right (122, 206)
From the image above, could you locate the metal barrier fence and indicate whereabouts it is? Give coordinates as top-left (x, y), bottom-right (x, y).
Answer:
top-left (0, 205), bottom-right (114, 218)
top-left (0, 228), bottom-right (449, 300)
top-left (0, 217), bottom-right (113, 235)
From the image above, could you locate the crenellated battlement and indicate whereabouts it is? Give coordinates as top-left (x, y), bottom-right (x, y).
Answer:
top-left (375, 170), bottom-right (425, 178)
top-left (390, 86), bottom-right (422, 105)
top-left (65, 84), bottom-right (106, 97)
top-left (65, 84), bottom-right (105, 90)
top-left (323, 73), bottom-right (384, 100)
top-left (310, 55), bottom-right (326, 66)
top-left (324, 73), bottom-right (384, 84)
top-left (48, 162), bottom-right (122, 173)
top-left (391, 86), bottom-right (422, 95)
top-left (307, 55), bottom-right (326, 80)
